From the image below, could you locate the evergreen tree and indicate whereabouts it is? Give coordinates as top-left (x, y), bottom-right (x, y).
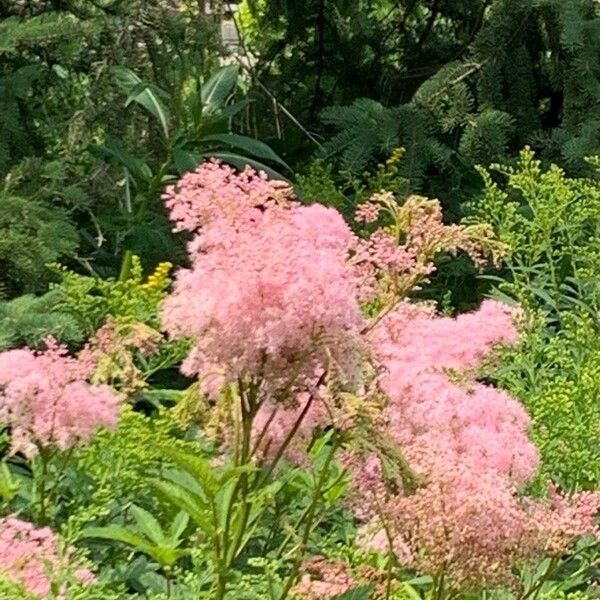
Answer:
top-left (240, 0), bottom-right (600, 205)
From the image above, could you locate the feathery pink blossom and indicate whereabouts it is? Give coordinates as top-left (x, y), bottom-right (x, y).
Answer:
top-left (162, 163), bottom-right (365, 399)
top-left (368, 299), bottom-right (537, 483)
top-left (0, 516), bottom-right (94, 598)
top-left (351, 299), bottom-right (600, 591)
top-left (162, 159), bottom-right (293, 233)
top-left (0, 340), bottom-right (121, 457)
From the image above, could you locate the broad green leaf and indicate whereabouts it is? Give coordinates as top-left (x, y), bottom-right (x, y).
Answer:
top-left (168, 512), bottom-right (189, 543)
top-left (112, 66), bottom-right (170, 138)
top-left (332, 585), bottom-right (375, 600)
top-left (398, 582), bottom-right (426, 600)
top-left (160, 447), bottom-right (220, 497)
top-left (172, 147), bottom-right (201, 174)
top-left (220, 98), bottom-right (252, 119)
top-left (80, 525), bottom-right (150, 552)
top-left (161, 467), bottom-right (208, 499)
top-left (130, 504), bottom-right (166, 547)
top-left (202, 133), bottom-right (289, 168)
top-left (98, 138), bottom-right (153, 183)
top-left (0, 462), bottom-right (18, 502)
top-left (149, 479), bottom-right (214, 536)
top-left (81, 525), bottom-right (185, 568)
top-left (201, 65), bottom-right (239, 112)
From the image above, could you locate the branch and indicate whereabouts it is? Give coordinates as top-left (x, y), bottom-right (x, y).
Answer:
top-left (415, 0), bottom-right (441, 50)
top-left (227, 2), bottom-right (324, 147)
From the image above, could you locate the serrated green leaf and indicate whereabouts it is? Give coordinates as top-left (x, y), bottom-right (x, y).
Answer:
top-left (168, 511), bottom-right (189, 543)
top-left (130, 504), bottom-right (166, 547)
top-left (80, 525), bottom-right (149, 551)
top-left (149, 479), bottom-right (214, 536)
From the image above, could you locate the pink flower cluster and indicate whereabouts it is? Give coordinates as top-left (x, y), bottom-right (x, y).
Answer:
top-left (292, 556), bottom-right (355, 599)
top-left (372, 299), bottom-right (537, 483)
top-left (162, 161), bottom-right (365, 398)
top-left (353, 300), bottom-right (600, 590)
top-left (0, 516), bottom-right (94, 598)
top-left (0, 340), bottom-right (121, 457)
top-left (163, 159), bottom-right (293, 233)
top-left (161, 162), bottom-right (599, 591)
top-left (352, 194), bottom-right (503, 301)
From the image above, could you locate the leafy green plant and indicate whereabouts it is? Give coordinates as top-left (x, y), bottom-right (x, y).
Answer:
top-left (470, 148), bottom-right (600, 319)
top-left (100, 63), bottom-right (290, 277)
top-left (471, 149), bottom-right (600, 490)
top-left (82, 506), bottom-right (190, 589)
top-left (492, 312), bottom-right (600, 491)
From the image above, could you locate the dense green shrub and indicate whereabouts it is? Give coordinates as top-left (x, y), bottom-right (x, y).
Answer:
top-left (471, 149), bottom-right (600, 490)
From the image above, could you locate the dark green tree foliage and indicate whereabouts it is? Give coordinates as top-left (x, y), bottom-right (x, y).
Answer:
top-left (0, 292), bottom-right (84, 350)
top-left (0, 195), bottom-right (78, 296)
top-left (241, 0), bottom-right (600, 203)
top-left (0, 1), bottom-right (221, 293)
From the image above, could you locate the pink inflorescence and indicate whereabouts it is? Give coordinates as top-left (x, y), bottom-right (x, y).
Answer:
top-left (0, 339), bottom-right (121, 457)
top-left (0, 516), bottom-right (94, 598)
top-left (292, 556), bottom-right (355, 599)
top-left (162, 161), bottom-right (365, 399)
top-left (162, 159), bottom-right (294, 234)
top-left (353, 299), bottom-right (600, 590)
top-left (372, 299), bottom-right (537, 483)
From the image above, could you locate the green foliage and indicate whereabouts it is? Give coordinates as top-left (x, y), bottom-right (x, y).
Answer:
top-left (52, 255), bottom-right (173, 335)
top-left (82, 507), bottom-right (190, 571)
top-left (321, 100), bottom-right (405, 174)
top-left (0, 574), bottom-right (36, 600)
top-left (296, 148), bottom-right (409, 217)
top-left (0, 255), bottom-right (172, 350)
top-left (493, 313), bottom-right (600, 491)
top-left (470, 148), bottom-right (600, 317)
top-left (244, 0), bottom-right (600, 208)
top-left (472, 149), bottom-right (600, 490)
top-left (64, 406), bottom-right (200, 535)
top-left (0, 292), bottom-right (84, 350)
top-left (0, 195), bottom-right (78, 296)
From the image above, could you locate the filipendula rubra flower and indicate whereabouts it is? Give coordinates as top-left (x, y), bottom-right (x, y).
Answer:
top-left (0, 516), bottom-right (94, 598)
top-left (162, 161), bottom-right (365, 399)
top-left (352, 300), bottom-right (600, 592)
top-left (0, 339), bottom-right (120, 457)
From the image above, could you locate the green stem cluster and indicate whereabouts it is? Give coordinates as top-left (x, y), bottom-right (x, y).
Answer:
top-left (213, 376), bottom-right (338, 600)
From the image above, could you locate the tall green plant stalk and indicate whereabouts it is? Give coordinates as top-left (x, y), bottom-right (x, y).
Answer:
top-left (213, 374), bottom-right (335, 600)
top-left (34, 448), bottom-right (52, 525)
top-left (279, 436), bottom-right (341, 600)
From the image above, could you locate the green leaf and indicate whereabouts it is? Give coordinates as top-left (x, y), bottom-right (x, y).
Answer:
top-left (168, 511), bottom-right (189, 543)
top-left (220, 98), bottom-right (252, 119)
top-left (172, 147), bottom-right (201, 174)
top-left (80, 525), bottom-right (150, 551)
top-left (148, 479), bottom-right (214, 536)
top-left (130, 504), bottom-right (166, 546)
top-left (201, 65), bottom-right (239, 112)
top-left (204, 152), bottom-right (289, 182)
top-left (0, 462), bottom-right (19, 502)
top-left (332, 584), bottom-right (375, 600)
top-left (202, 133), bottom-right (289, 169)
top-left (160, 447), bottom-right (220, 497)
top-left (112, 66), bottom-right (170, 138)
top-left (97, 138), bottom-right (153, 183)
